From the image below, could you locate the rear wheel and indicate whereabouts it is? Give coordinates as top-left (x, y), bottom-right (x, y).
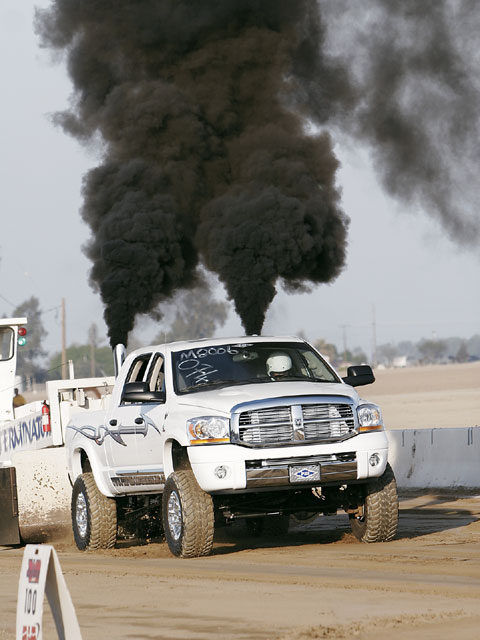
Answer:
top-left (162, 471), bottom-right (214, 558)
top-left (71, 472), bottom-right (117, 550)
top-left (349, 463), bottom-right (398, 542)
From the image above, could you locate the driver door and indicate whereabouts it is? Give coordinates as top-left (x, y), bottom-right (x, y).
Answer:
top-left (105, 352), bottom-right (167, 479)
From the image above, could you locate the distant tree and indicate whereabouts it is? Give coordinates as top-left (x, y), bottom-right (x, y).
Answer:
top-left (397, 340), bottom-right (417, 359)
top-left (467, 335), bottom-right (480, 358)
top-left (154, 287), bottom-right (228, 343)
top-left (47, 344), bottom-right (115, 379)
top-left (417, 339), bottom-right (447, 364)
top-left (455, 340), bottom-right (469, 363)
top-left (377, 343), bottom-right (398, 367)
top-left (344, 347), bottom-right (368, 365)
top-left (313, 338), bottom-right (339, 364)
top-left (441, 337), bottom-right (461, 359)
top-left (12, 296), bottom-right (47, 384)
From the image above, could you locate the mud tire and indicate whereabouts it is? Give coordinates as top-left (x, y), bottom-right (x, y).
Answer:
top-left (71, 472), bottom-right (117, 550)
top-left (162, 471), bottom-right (214, 558)
top-left (349, 463), bottom-right (398, 543)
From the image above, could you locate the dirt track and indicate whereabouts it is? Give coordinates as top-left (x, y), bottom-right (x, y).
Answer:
top-left (2, 362), bottom-right (479, 639)
top-left (1, 492), bottom-right (480, 639)
top-left (362, 361), bottom-right (480, 430)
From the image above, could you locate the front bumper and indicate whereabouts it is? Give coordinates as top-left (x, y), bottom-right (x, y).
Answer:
top-left (188, 432), bottom-right (388, 493)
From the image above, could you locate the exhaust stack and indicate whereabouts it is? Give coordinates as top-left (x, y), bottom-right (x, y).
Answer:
top-left (113, 344), bottom-right (126, 378)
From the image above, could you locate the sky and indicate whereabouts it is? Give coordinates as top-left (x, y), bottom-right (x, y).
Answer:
top-left (0, 1), bottom-right (479, 363)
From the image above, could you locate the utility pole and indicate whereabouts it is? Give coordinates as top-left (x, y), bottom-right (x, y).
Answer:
top-left (61, 298), bottom-right (67, 380)
top-left (340, 324), bottom-right (349, 362)
top-left (89, 324), bottom-right (97, 377)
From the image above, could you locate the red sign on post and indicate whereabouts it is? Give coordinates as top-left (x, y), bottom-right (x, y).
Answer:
top-left (26, 559), bottom-right (41, 584)
top-left (21, 624), bottom-right (40, 640)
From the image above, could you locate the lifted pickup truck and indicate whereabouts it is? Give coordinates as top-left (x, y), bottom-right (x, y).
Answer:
top-left (67, 336), bottom-right (398, 557)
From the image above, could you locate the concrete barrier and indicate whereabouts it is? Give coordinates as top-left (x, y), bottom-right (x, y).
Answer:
top-left (387, 427), bottom-right (480, 490)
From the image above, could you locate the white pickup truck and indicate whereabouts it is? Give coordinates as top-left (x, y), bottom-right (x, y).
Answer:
top-left (67, 336), bottom-right (398, 557)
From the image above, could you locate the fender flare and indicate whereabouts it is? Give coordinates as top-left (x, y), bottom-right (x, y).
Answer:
top-left (70, 443), bottom-right (113, 497)
top-left (164, 439), bottom-right (191, 477)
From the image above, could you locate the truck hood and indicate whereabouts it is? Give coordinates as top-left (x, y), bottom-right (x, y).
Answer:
top-left (175, 381), bottom-right (358, 415)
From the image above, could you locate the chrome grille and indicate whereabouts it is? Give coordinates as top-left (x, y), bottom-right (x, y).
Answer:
top-left (239, 406), bottom-right (293, 444)
top-left (302, 403), bottom-right (355, 441)
top-left (237, 401), bottom-right (355, 446)
top-left (239, 406), bottom-right (292, 425)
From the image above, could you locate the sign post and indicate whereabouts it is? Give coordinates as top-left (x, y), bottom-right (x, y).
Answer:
top-left (16, 544), bottom-right (82, 640)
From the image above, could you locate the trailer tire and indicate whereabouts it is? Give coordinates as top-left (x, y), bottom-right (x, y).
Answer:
top-left (162, 471), bottom-right (214, 558)
top-left (349, 463), bottom-right (398, 543)
top-left (72, 473), bottom-right (117, 551)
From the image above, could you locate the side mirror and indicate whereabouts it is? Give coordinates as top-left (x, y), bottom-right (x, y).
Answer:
top-left (122, 381), bottom-right (166, 403)
top-left (342, 365), bottom-right (375, 387)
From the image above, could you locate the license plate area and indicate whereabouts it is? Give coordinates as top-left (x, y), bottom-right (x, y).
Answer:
top-left (289, 464), bottom-right (320, 483)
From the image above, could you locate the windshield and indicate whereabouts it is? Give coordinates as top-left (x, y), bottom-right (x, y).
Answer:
top-left (172, 342), bottom-right (339, 394)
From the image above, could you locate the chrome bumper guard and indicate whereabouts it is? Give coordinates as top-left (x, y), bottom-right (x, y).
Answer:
top-left (245, 454), bottom-right (357, 488)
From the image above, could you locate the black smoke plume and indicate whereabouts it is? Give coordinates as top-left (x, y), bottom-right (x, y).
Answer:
top-left (36, 1), bottom-right (480, 345)
top-left (35, 1), bottom-right (350, 345)
top-left (319, 0), bottom-right (480, 244)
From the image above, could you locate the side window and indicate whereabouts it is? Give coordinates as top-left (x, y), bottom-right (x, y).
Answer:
top-left (146, 353), bottom-right (165, 392)
top-left (121, 353), bottom-right (165, 405)
top-left (125, 354), bottom-right (152, 384)
top-left (0, 328), bottom-right (14, 361)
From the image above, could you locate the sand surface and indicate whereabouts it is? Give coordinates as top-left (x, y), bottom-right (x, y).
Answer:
top-left (1, 362), bottom-right (479, 639)
top-left (362, 361), bottom-right (480, 429)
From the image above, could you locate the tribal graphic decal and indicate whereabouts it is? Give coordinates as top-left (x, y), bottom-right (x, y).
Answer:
top-left (68, 413), bottom-right (161, 447)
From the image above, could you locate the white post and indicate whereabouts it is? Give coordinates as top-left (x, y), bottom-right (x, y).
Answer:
top-left (16, 544), bottom-right (83, 640)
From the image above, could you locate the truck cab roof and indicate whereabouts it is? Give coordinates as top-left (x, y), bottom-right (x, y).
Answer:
top-left (128, 335), bottom-right (306, 358)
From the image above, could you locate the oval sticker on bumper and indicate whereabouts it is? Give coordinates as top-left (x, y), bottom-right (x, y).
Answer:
top-left (289, 464), bottom-right (320, 483)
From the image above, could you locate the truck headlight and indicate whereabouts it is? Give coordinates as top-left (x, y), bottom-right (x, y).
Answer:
top-left (187, 416), bottom-right (230, 444)
top-left (357, 404), bottom-right (384, 432)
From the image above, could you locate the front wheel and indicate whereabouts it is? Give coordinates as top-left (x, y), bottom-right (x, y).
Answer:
top-left (71, 472), bottom-right (117, 550)
top-left (349, 463), bottom-right (398, 543)
top-left (162, 471), bottom-right (214, 558)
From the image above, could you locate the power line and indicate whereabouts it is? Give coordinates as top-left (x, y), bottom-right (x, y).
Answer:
top-left (0, 293), bottom-right (17, 308)
top-left (43, 305), bottom-right (62, 315)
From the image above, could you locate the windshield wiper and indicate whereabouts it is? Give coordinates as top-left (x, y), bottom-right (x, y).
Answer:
top-left (270, 375), bottom-right (335, 382)
top-left (181, 378), bottom-right (267, 392)
top-left (180, 376), bottom-right (335, 393)
top-left (180, 379), bottom-right (239, 392)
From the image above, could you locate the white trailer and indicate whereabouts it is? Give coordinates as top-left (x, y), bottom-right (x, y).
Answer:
top-left (0, 318), bottom-right (114, 544)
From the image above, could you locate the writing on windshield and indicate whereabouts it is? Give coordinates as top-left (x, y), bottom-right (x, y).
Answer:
top-left (172, 342), bottom-right (338, 394)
